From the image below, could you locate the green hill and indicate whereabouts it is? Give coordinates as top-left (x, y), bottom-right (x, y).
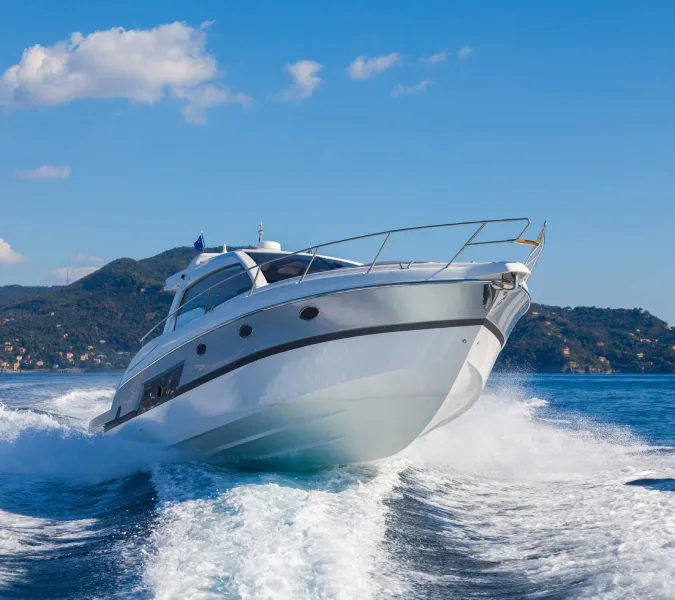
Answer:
top-left (498, 304), bottom-right (675, 373)
top-left (0, 247), bottom-right (199, 370)
top-left (0, 285), bottom-right (53, 304)
top-left (1, 248), bottom-right (673, 373)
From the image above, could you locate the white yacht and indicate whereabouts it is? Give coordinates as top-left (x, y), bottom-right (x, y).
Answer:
top-left (90, 219), bottom-right (546, 469)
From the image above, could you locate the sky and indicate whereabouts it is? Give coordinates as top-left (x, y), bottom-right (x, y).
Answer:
top-left (0, 0), bottom-right (674, 323)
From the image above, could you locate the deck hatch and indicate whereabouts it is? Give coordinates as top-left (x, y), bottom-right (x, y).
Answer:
top-left (139, 362), bottom-right (184, 415)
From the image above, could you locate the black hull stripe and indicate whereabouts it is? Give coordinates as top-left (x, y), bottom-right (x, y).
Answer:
top-left (483, 319), bottom-right (505, 347)
top-left (103, 408), bottom-right (138, 432)
top-left (105, 318), bottom-right (503, 431)
top-left (178, 318), bottom-right (491, 396)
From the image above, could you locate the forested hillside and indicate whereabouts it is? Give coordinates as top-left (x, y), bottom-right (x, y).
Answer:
top-left (0, 248), bottom-right (198, 370)
top-left (497, 303), bottom-right (675, 373)
top-left (1, 248), bottom-right (673, 373)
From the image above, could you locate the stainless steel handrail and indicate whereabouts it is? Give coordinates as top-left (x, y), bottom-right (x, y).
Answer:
top-left (140, 217), bottom-right (543, 344)
top-left (524, 221), bottom-right (547, 272)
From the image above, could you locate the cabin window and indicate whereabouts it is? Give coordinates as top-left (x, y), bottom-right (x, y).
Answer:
top-left (244, 252), bottom-right (356, 284)
top-left (175, 263), bottom-right (251, 330)
top-left (175, 277), bottom-right (211, 329)
top-left (204, 264), bottom-right (251, 312)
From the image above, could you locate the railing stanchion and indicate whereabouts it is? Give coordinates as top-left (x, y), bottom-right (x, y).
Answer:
top-left (366, 232), bottom-right (391, 274)
top-left (446, 222), bottom-right (487, 267)
top-left (300, 247), bottom-right (320, 283)
top-left (249, 266), bottom-right (260, 297)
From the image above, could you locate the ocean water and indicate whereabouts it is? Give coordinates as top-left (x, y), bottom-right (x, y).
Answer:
top-left (0, 373), bottom-right (673, 599)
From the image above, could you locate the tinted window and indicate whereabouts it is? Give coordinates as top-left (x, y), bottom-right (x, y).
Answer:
top-left (205, 264), bottom-right (251, 312)
top-left (175, 263), bottom-right (251, 330)
top-left (245, 252), bottom-right (355, 284)
top-left (175, 277), bottom-right (210, 330)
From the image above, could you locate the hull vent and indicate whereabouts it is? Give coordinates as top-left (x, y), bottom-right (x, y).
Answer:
top-left (139, 363), bottom-right (184, 415)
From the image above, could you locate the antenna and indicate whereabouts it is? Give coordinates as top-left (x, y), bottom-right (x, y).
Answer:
top-left (66, 267), bottom-right (69, 286)
top-left (258, 222), bottom-right (264, 244)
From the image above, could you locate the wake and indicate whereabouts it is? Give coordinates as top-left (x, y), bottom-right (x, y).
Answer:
top-left (0, 379), bottom-right (673, 599)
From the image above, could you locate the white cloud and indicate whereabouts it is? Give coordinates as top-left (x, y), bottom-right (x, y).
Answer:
top-left (278, 60), bottom-right (323, 102)
top-left (174, 84), bottom-right (251, 125)
top-left (70, 252), bottom-right (106, 264)
top-left (0, 21), bottom-right (250, 124)
top-left (420, 51), bottom-right (446, 64)
top-left (0, 239), bottom-right (26, 264)
top-left (458, 45), bottom-right (473, 59)
top-left (391, 79), bottom-right (434, 98)
top-left (15, 165), bottom-right (70, 180)
top-left (347, 52), bottom-right (401, 80)
top-left (51, 266), bottom-right (100, 283)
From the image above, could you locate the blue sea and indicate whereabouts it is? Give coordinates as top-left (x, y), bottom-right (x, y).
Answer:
top-left (0, 373), bottom-right (673, 599)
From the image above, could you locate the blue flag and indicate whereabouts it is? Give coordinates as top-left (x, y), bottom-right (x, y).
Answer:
top-left (194, 233), bottom-right (205, 252)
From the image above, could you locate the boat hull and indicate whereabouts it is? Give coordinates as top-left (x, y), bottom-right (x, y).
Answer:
top-left (103, 280), bottom-right (529, 469)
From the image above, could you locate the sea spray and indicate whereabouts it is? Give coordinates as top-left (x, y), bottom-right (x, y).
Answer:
top-left (0, 390), bottom-right (167, 483)
top-left (144, 461), bottom-right (409, 599)
top-left (397, 389), bottom-right (675, 599)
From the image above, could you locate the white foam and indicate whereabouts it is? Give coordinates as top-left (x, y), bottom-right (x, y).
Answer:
top-left (0, 402), bottom-right (67, 441)
top-left (0, 400), bottom-right (168, 483)
top-left (2, 375), bottom-right (674, 599)
top-left (0, 507), bottom-right (97, 589)
top-left (402, 391), bottom-right (675, 598)
top-left (144, 462), bottom-right (408, 600)
top-left (36, 387), bottom-right (115, 427)
top-left (0, 377), bottom-right (168, 594)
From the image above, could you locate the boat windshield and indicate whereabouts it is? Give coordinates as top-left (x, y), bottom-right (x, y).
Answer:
top-left (174, 263), bottom-right (251, 330)
top-left (244, 251), bottom-right (357, 284)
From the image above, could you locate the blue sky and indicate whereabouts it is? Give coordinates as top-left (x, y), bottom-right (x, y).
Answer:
top-left (1, 1), bottom-right (674, 323)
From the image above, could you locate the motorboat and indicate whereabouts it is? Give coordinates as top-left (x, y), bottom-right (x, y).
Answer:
top-left (90, 219), bottom-right (546, 469)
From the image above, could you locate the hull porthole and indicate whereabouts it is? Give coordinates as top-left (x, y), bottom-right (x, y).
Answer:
top-left (300, 306), bottom-right (320, 321)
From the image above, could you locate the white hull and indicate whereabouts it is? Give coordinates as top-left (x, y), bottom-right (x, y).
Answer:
top-left (108, 308), bottom-right (508, 469)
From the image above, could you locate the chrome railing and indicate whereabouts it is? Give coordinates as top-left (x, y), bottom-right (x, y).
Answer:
top-left (140, 218), bottom-right (546, 344)
top-left (524, 220), bottom-right (547, 271)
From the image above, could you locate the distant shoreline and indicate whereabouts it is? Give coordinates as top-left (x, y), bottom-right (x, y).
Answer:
top-left (0, 369), bottom-right (126, 375)
top-left (1, 369), bottom-right (672, 376)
